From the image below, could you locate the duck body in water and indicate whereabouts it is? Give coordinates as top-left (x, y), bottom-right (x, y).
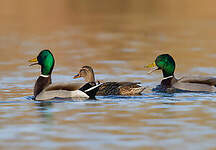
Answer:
top-left (74, 66), bottom-right (145, 96)
top-left (29, 50), bottom-right (101, 100)
top-left (145, 54), bottom-right (216, 93)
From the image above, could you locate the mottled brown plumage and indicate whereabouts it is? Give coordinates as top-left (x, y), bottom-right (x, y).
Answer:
top-left (74, 66), bottom-right (145, 96)
top-left (97, 82), bottom-right (144, 95)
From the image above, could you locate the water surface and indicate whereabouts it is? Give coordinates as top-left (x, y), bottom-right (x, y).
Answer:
top-left (1, 1), bottom-right (216, 150)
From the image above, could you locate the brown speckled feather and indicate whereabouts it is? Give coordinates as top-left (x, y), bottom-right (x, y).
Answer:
top-left (97, 82), bottom-right (145, 95)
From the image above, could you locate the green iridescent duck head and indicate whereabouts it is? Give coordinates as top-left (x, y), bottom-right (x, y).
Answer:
top-left (29, 49), bottom-right (55, 75)
top-left (145, 54), bottom-right (175, 78)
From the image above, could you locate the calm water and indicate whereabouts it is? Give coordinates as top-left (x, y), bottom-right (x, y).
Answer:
top-left (1, 0), bottom-right (216, 150)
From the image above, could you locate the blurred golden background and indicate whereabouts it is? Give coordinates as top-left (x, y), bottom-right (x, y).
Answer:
top-left (0, 0), bottom-right (216, 81)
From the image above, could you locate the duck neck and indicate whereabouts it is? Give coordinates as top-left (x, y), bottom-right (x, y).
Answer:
top-left (160, 76), bottom-right (177, 89)
top-left (41, 65), bottom-right (53, 76)
top-left (34, 75), bottom-right (52, 97)
top-left (162, 69), bottom-right (174, 78)
top-left (85, 73), bottom-right (95, 83)
top-left (40, 74), bottom-right (50, 78)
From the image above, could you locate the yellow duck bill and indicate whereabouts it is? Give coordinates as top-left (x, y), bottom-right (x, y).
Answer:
top-left (144, 62), bottom-right (159, 74)
top-left (28, 58), bottom-right (39, 66)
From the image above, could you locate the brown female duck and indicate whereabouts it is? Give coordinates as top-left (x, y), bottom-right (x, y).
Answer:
top-left (29, 50), bottom-right (101, 100)
top-left (73, 66), bottom-right (145, 96)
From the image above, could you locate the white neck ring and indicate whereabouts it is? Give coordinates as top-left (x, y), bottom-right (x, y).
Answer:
top-left (163, 75), bottom-right (173, 80)
top-left (40, 74), bottom-right (49, 78)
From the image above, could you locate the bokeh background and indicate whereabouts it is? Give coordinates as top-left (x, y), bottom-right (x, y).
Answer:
top-left (2, 0), bottom-right (216, 78)
top-left (1, 1), bottom-right (216, 150)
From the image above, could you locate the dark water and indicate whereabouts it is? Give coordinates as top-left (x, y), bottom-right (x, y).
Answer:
top-left (1, 0), bottom-right (216, 150)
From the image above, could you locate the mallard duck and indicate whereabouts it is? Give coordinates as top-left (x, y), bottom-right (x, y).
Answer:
top-left (145, 54), bottom-right (216, 92)
top-left (73, 66), bottom-right (145, 95)
top-left (29, 50), bottom-right (101, 100)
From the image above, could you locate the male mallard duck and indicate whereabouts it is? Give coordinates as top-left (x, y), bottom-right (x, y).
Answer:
top-left (29, 50), bottom-right (101, 100)
top-left (145, 54), bottom-right (216, 92)
top-left (73, 66), bottom-right (145, 95)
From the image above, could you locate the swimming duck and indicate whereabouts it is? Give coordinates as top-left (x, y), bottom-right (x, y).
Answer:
top-left (145, 54), bottom-right (216, 92)
top-left (29, 50), bottom-right (101, 100)
top-left (73, 66), bottom-right (145, 95)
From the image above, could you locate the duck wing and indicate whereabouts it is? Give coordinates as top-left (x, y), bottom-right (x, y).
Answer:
top-left (173, 82), bottom-right (216, 92)
top-left (44, 83), bottom-right (84, 91)
top-left (171, 76), bottom-right (216, 92)
top-left (97, 82), bottom-right (145, 95)
top-left (179, 76), bottom-right (216, 86)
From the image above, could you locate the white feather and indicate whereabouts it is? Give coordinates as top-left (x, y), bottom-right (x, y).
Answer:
top-left (35, 90), bottom-right (89, 100)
